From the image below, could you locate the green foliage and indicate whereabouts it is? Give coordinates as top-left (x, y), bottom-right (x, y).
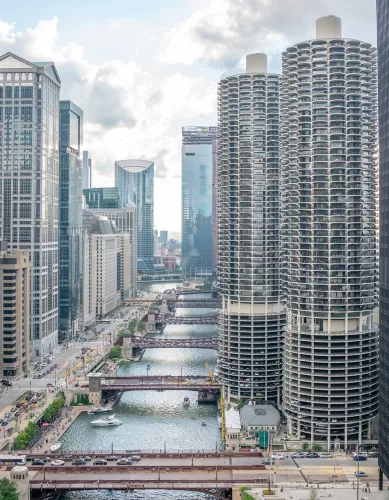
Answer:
top-left (302, 442), bottom-right (309, 451)
top-left (312, 443), bottom-right (322, 452)
top-left (42, 392), bottom-right (65, 423)
top-left (71, 393), bottom-right (90, 406)
top-left (138, 321), bottom-right (146, 332)
top-left (13, 421), bottom-right (38, 450)
top-left (308, 489), bottom-right (319, 500)
top-left (242, 491), bottom-right (256, 500)
top-left (109, 345), bottom-right (121, 359)
top-left (0, 478), bottom-right (19, 500)
top-left (237, 399), bottom-right (244, 410)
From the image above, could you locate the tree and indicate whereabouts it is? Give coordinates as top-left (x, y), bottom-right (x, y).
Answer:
top-left (312, 443), bottom-right (322, 452)
top-left (302, 442), bottom-right (309, 451)
top-left (0, 478), bottom-right (19, 500)
top-left (109, 345), bottom-right (121, 359)
top-left (308, 489), bottom-right (319, 500)
top-left (138, 321), bottom-right (146, 332)
top-left (237, 399), bottom-right (244, 410)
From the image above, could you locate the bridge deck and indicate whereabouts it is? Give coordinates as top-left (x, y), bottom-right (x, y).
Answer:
top-left (131, 338), bottom-right (218, 349)
top-left (102, 383), bottom-right (221, 392)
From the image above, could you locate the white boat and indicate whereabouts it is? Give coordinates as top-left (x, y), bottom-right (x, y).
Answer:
top-left (90, 414), bottom-right (122, 427)
top-left (50, 442), bottom-right (62, 452)
top-left (87, 406), bottom-right (112, 415)
top-left (183, 397), bottom-right (190, 407)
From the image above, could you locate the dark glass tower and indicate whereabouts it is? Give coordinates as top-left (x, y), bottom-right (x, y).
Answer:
top-left (59, 100), bottom-right (83, 341)
top-left (377, 0), bottom-right (389, 481)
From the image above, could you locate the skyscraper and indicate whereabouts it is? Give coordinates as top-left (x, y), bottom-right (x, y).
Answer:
top-left (59, 101), bottom-right (83, 341)
top-left (217, 54), bottom-right (285, 403)
top-left (115, 160), bottom-right (154, 271)
top-left (83, 187), bottom-right (120, 209)
top-left (282, 17), bottom-right (378, 445)
top-left (377, 0), bottom-right (389, 483)
top-left (181, 126), bottom-right (218, 278)
top-left (83, 151), bottom-right (92, 190)
top-left (0, 53), bottom-right (61, 358)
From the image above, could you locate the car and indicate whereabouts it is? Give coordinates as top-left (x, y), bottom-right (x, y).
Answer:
top-left (368, 452), bottom-right (378, 458)
top-left (117, 458), bottom-right (130, 465)
top-left (15, 403), bottom-right (22, 408)
top-left (11, 408), bottom-right (17, 413)
top-left (93, 459), bottom-right (107, 465)
top-left (51, 460), bottom-right (65, 466)
top-left (320, 453), bottom-right (333, 458)
top-left (354, 471), bottom-right (368, 477)
top-left (32, 459), bottom-right (45, 466)
top-left (353, 455), bottom-right (367, 461)
top-left (130, 455), bottom-right (141, 462)
top-left (306, 453), bottom-right (319, 458)
top-left (63, 455), bottom-right (73, 461)
top-left (82, 456), bottom-right (92, 461)
top-left (105, 455), bottom-right (118, 461)
top-left (72, 459), bottom-right (86, 466)
top-left (262, 459), bottom-right (275, 465)
top-left (272, 453), bottom-right (285, 460)
top-left (4, 413), bottom-right (11, 418)
top-left (42, 456), bottom-right (51, 463)
top-left (292, 453), bottom-right (305, 458)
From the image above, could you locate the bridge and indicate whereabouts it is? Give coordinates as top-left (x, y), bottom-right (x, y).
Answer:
top-left (159, 316), bottom-right (218, 325)
top-left (168, 299), bottom-right (221, 308)
top-left (177, 289), bottom-right (219, 296)
top-left (101, 375), bottom-right (221, 392)
top-left (131, 337), bottom-right (218, 350)
top-left (28, 452), bottom-right (265, 499)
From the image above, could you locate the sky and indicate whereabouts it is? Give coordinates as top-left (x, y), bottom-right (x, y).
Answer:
top-left (0, 0), bottom-right (377, 232)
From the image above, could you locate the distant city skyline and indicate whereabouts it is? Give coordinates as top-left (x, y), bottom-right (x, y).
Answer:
top-left (0, 0), bottom-right (377, 232)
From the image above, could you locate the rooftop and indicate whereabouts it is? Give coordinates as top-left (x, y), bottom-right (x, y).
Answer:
top-left (240, 404), bottom-right (280, 427)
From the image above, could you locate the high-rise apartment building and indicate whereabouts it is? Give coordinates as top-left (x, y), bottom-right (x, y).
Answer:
top-left (59, 100), bottom-right (83, 341)
top-left (217, 54), bottom-right (285, 403)
top-left (282, 17), bottom-right (378, 445)
top-left (377, 0), bottom-right (389, 483)
top-left (115, 160), bottom-right (154, 270)
top-left (181, 126), bottom-right (218, 278)
top-left (85, 204), bottom-right (137, 297)
top-left (83, 187), bottom-right (120, 209)
top-left (0, 243), bottom-right (30, 377)
top-left (82, 151), bottom-right (92, 190)
top-left (0, 53), bottom-right (61, 358)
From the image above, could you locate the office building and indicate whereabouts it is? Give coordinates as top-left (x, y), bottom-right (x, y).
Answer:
top-left (217, 54), bottom-right (284, 403)
top-left (181, 126), bottom-right (218, 278)
top-left (85, 204), bottom-right (137, 297)
top-left (115, 160), bottom-right (154, 270)
top-left (59, 100), bottom-right (83, 341)
top-left (0, 53), bottom-right (61, 358)
top-left (82, 212), bottom-right (129, 325)
top-left (377, 0), bottom-right (389, 483)
top-left (160, 230), bottom-right (168, 245)
top-left (282, 16), bottom-right (378, 445)
top-left (83, 187), bottom-right (120, 209)
top-left (82, 151), bottom-right (92, 190)
top-left (0, 243), bottom-right (30, 377)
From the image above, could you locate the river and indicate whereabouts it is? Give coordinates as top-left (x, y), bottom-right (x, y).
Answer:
top-left (62, 283), bottom-right (220, 500)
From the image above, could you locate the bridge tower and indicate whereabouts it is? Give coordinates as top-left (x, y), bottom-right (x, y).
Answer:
top-left (88, 373), bottom-right (102, 405)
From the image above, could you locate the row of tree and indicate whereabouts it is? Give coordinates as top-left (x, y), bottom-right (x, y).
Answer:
top-left (13, 421), bottom-right (38, 450)
top-left (42, 392), bottom-right (66, 423)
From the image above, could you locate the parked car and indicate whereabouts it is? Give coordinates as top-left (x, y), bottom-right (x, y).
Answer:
top-left (93, 459), bottom-right (107, 465)
top-left (354, 471), bottom-right (368, 477)
top-left (353, 456), bottom-right (367, 461)
top-left (292, 453), bottom-right (305, 458)
top-left (306, 453), bottom-right (319, 458)
top-left (320, 453), bottom-right (333, 458)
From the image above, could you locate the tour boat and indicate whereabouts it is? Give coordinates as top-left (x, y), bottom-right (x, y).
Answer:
top-left (183, 397), bottom-right (190, 407)
top-left (87, 406), bottom-right (112, 415)
top-left (90, 414), bottom-right (122, 427)
top-left (50, 442), bottom-right (62, 452)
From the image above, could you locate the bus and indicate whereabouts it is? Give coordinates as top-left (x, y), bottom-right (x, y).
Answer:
top-left (0, 454), bottom-right (26, 466)
top-left (97, 319), bottom-right (111, 324)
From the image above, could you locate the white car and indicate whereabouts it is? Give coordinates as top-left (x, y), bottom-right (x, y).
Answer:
top-left (51, 460), bottom-right (64, 466)
top-left (272, 453), bottom-right (285, 460)
top-left (320, 453), bottom-right (333, 458)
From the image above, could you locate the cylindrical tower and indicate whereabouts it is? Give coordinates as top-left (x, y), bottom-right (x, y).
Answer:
top-left (218, 54), bottom-right (286, 404)
top-left (282, 17), bottom-right (378, 445)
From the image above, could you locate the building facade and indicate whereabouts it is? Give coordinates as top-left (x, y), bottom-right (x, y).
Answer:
top-left (377, 0), bottom-right (389, 482)
top-left (115, 160), bottom-right (154, 270)
top-left (282, 17), bottom-right (378, 445)
top-left (82, 151), bottom-right (92, 190)
top-left (0, 53), bottom-right (61, 358)
top-left (181, 126), bottom-right (218, 278)
top-left (217, 54), bottom-right (285, 404)
top-left (85, 205), bottom-right (137, 297)
top-left (83, 187), bottom-right (120, 209)
top-left (0, 243), bottom-right (30, 377)
top-left (59, 100), bottom-right (83, 341)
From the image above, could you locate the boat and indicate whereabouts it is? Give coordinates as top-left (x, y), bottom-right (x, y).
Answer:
top-left (183, 397), bottom-right (190, 407)
top-left (201, 421), bottom-right (207, 427)
top-left (87, 406), bottom-right (112, 415)
top-left (90, 414), bottom-right (122, 427)
top-left (50, 442), bottom-right (62, 452)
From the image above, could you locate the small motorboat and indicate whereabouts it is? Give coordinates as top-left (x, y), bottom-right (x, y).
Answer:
top-left (183, 397), bottom-right (190, 407)
top-left (90, 414), bottom-right (122, 427)
top-left (201, 421), bottom-right (207, 427)
top-left (50, 442), bottom-right (62, 452)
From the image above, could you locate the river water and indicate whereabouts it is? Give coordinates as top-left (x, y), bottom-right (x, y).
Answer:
top-left (62, 283), bottom-right (220, 500)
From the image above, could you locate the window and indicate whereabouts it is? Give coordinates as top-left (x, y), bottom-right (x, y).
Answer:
top-left (5, 86), bottom-right (12, 99)
top-left (19, 203), bottom-right (31, 219)
top-left (20, 179), bottom-right (32, 194)
top-left (21, 73), bottom-right (26, 81)
top-left (21, 86), bottom-right (32, 98)
top-left (19, 227), bottom-right (31, 242)
top-left (15, 73), bottom-right (19, 81)
top-left (20, 106), bottom-right (32, 122)
top-left (6, 73), bottom-right (11, 81)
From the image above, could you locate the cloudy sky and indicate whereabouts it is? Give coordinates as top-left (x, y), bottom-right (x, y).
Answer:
top-left (0, 0), bottom-right (377, 232)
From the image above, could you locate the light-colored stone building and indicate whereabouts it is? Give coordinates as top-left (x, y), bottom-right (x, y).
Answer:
top-left (240, 404), bottom-right (280, 434)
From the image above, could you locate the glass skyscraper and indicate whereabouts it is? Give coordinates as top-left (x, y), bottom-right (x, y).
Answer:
top-left (83, 187), bottom-right (119, 209)
top-left (59, 100), bottom-right (83, 341)
top-left (82, 151), bottom-right (92, 190)
top-left (115, 160), bottom-right (154, 270)
top-left (377, 0), bottom-right (389, 484)
top-left (181, 126), bottom-right (218, 278)
top-left (0, 52), bottom-right (61, 358)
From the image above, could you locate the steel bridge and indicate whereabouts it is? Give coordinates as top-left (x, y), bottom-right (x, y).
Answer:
top-left (168, 299), bottom-right (221, 308)
top-left (131, 337), bottom-right (218, 350)
top-left (160, 316), bottom-right (218, 325)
